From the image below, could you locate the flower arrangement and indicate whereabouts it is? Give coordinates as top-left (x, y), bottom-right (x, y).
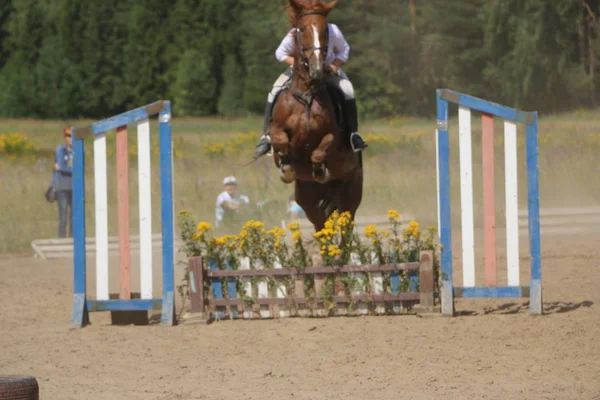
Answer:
top-left (177, 208), bottom-right (439, 315)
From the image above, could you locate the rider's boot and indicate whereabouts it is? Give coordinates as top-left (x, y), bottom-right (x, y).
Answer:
top-left (345, 98), bottom-right (368, 152)
top-left (253, 101), bottom-right (273, 159)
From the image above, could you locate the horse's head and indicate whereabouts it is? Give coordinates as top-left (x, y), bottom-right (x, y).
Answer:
top-left (288, 0), bottom-right (338, 83)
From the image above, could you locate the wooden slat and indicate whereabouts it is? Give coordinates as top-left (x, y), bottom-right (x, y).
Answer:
top-left (458, 106), bottom-right (475, 288)
top-left (94, 134), bottom-right (109, 301)
top-left (482, 113), bottom-right (497, 286)
top-left (137, 118), bottom-right (153, 300)
top-left (239, 258), bottom-right (253, 319)
top-left (208, 293), bottom-right (421, 307)
top-left (116, 125), bottom-right (131, 300)
top-left (205, 262), bottom-right (421, 277)
top-left (504, 120), bottom-right (520, 287)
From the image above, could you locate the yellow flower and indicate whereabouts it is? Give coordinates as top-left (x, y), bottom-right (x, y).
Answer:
top-left (288, 222), bottom-right (300, 231)
top-left (387, 209), bottom-right (400, 222)
top-left (252, 221), bottom-right (265, 230)
top-left (196, 222), bottom-right (211, 233)
top-left (327, 244), bottom-right (341, 257)
top-left (191, 232), bottom-right (202, 240)
top-left (324, 219), bottom-right (335, 230)
top-left (267, 227), bottom-right (286, 239)
top-left (364, 224), bottom-right (378, 238)
top-left (337, 213), bottom-right (352, 227)
top-left (292, 231), bottom-right (301, 243)
top-left (212, 236), bottom-right (228, 246)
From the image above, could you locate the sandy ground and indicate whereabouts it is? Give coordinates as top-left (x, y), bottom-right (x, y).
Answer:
top-left (1, 231), bottom-right (600, 400)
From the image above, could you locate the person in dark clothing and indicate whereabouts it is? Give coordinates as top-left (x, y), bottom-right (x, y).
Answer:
top-left (54, 127), bottom-right (73, 238)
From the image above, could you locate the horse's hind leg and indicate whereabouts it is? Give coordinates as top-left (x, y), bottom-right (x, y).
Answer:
top-left (295, 180), bottom-right (328, 232)
top-left (271, 128), bottom-right (295, 184)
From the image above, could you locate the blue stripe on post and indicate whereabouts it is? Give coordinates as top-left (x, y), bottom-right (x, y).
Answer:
top-left (389, 251), bottom-right (401, 313)
top-left (455, 286), bottom-right (526, 298)
top-left (210, 260), bottom-right (226, 320)
top-left (439, 89), bottom-right (536, 125)
top-left (225, 260), bottom-right (239, 319)
top-left (436, 90), bottom-right (454, 316)
top-left (526, 114), bottom-right (543, 315)
top-left (88, 101), bottom-right (165, 136)
top-left (71, 130), bottom-right (88, 328)
top-left (409, 270), bottom-right (418, 292)
top-left (159, 102), bottom-right (176, 325)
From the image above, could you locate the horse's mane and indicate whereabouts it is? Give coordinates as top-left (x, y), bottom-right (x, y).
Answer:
top-left (286, 1), bottom-right (330, 27)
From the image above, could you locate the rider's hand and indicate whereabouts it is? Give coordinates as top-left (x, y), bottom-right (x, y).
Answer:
top-left (328, 64), bottom-right (339, 75)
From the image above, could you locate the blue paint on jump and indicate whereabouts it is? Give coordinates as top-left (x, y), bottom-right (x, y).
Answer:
top-left (209, 259), bottom-right (225, 320)
top-left (226, 262), bottom-right (239, 319)
top-left (86, 101), bottom-right (165, 136)
top-left (159, 103), bottom-right (176, 325)
top-left (439, 89), bottom-right (536, 125)
top-left (456, 287), bottom-right (527, 299)
top-left (436, 88), bottom-right (542, 316)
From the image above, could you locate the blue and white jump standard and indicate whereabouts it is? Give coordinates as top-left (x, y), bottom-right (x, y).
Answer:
top-left (436, 89), bottom-right (542, 316)
top-left (71, 101), bottom-right (176, 328)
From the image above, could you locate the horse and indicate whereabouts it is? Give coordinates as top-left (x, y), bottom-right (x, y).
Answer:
top-left (269, 0), bottom-right (363, 235)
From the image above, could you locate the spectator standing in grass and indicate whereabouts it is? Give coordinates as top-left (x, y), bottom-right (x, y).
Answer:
top-left (215, 176), bottom-right (250, 228)
top-left (54, 128), bottom-right (73, 238)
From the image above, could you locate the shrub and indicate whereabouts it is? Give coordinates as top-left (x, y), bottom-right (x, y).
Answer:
top-left (0, 132), bottom-right (36, 157)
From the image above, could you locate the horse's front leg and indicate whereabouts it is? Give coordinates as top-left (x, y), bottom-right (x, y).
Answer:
top-left (311, 133), bottom-right (334, 183)
top-left (271, 129), bottom-right (295, 184)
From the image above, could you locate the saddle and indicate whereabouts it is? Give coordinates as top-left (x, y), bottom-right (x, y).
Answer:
top-left (273, 79), bottom-right (348, 136)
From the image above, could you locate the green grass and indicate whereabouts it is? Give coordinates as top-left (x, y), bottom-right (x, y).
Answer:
top-left (1, 108), bottom-right (599, 254)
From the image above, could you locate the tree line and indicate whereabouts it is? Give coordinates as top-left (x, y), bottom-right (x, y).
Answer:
top-left (0, 0), bottom-right (598, 120)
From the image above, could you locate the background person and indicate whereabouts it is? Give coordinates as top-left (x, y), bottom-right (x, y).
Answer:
top-left (215, 176), bottom-right (250, 228)
top-left (54, 127), bottom-right (73, 238)
top-left (287, 193), bottom-right (306, 220)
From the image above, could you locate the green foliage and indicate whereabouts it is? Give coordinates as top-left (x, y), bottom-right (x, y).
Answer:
top-left (0, 0), bottom-right (600, 118)
top-left (173, 49), bottom-right (218, 116)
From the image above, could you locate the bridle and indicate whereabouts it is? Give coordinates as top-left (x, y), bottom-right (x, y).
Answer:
top-left (290, 10), bottom-right (331, 153)
top-left (295, 11), bottom-right (329, 73)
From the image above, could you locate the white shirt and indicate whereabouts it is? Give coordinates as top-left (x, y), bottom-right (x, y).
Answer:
top-left (215, 191), bottom-right (250, 225)
top-left (275, 23), bottom-right (350, 66)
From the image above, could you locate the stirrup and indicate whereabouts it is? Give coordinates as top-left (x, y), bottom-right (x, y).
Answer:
top-left (254, 135), bottom-right (272, 159)
top-left (350, 132), bottom-right (368, 153)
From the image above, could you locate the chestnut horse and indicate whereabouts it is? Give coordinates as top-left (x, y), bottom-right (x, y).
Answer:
top-left (270, 0), bottom-right (363, 232)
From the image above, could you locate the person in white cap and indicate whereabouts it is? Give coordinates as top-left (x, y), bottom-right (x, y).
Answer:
top-left (215, 176), bottom-right (250, 227)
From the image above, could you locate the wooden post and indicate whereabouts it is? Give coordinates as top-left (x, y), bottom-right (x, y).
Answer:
top-left (417, 251), bottom-right (435, 312)
top-left (188, 257), bottom-right (205, 314)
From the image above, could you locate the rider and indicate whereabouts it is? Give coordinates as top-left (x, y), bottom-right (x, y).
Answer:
top-left (254, 22), bottom-right (368, 158)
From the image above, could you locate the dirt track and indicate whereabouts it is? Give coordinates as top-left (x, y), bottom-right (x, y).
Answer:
top-left (1, 233), bottom-right (599, 400)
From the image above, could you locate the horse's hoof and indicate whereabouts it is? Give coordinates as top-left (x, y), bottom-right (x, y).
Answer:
top-left (280, 165), bottom-right (295, 183)
top-left (312, 167), bottom-right (330, 183)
